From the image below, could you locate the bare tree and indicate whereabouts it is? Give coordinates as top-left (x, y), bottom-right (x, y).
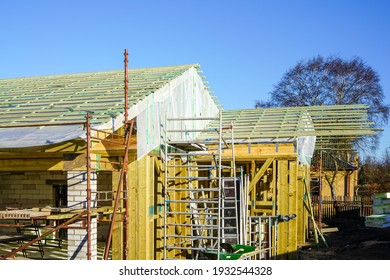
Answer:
top-left (256, 55), bottom-right (389, 202)
top-left (256, 55), bottom-right (389, 150)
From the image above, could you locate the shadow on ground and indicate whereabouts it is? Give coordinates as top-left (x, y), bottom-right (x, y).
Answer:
top-left (298, 219), bottom-right (390, 260)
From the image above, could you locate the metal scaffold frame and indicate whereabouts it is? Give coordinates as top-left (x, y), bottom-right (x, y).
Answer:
top-left (161, 113), bottom-right (239, 260)
top-left (0, 49), bottom-right (132, 260)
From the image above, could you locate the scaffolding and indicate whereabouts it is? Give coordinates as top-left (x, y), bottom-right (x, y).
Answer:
top-left (161, 113), bottom-right (238, 260)
top-left (0, 49), bottom-right (132, 260)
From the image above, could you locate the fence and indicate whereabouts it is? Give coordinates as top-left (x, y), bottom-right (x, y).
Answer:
top-left (311, 196), bottom-right (372, 220)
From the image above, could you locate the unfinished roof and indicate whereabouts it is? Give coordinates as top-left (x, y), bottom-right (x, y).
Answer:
top-left (0, 64), bottom-right (199, 126)
top-left (199, 104), bottom-right (377, 143)
top-left (0, 64), bottom-right (219, 155)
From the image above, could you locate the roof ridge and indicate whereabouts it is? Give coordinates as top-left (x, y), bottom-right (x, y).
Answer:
top-left (0, 63), bottom-right (199, 80)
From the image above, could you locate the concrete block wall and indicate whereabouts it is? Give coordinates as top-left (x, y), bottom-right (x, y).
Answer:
top-left (67, 171), bottom-right (98, 260)
top-left (0, 171), bottom-right (66, 210)
top-left (96, 171), bottom-right (114, 242)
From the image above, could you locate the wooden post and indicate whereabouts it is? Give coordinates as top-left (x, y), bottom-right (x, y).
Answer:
top-left (287, 160), bottom-right (298, 259)
top-left (276, 160), bottom-right (288, 258)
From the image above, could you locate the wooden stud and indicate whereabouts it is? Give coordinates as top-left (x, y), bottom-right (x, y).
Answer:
top-left (287, 160), bottom-right (298, 259)
top-left (276, 160), bottom-right (288, 258)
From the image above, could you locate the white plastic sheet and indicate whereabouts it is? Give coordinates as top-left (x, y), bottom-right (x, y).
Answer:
top-left (0, 67), bottom-right (218, 158)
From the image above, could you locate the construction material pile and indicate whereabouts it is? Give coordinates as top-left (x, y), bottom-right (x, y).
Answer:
top-left (365, 192), bottom-right (390, 228)
top-left (0, 207), bottom-right (70, 219)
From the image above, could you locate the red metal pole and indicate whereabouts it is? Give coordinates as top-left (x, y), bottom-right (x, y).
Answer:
top-left (0, 211), bottom-right (87, 260)
top-left (103, 120), bottom-right (133, 260)
top-left (124, 49), bottom-right (129, 123)
top-left (123, 48), bottom-right (130, 259)
top-left (86, 113), bottom-right (92, 260)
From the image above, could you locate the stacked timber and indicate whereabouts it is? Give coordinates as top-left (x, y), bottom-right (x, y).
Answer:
top-left (0, 210), bottom-right (50, 219)
top-left (0, 207), bottom-right (70, 219)
top-left (372, 192), bottom-right (390, 215)
top-left (365, 192), bottom-right (390, 228)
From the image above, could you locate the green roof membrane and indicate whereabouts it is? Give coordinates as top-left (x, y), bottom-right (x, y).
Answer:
top-left (199, 104), bottom-right (378, 142)
top-left (0, 64), bottom-right (198, 126)
top-left (0, 64), bottom-right (218, 149)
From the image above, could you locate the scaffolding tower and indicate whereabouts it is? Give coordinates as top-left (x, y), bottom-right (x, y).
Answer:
top-left (161, 113), bottom-right (238, 260)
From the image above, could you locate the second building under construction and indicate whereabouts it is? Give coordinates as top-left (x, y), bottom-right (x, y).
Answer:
top-left (0, 56), bottom-right (379, 260)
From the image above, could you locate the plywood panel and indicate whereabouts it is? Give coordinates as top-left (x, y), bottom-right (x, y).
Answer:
top-left (126, 155), bottom-right (155, 260)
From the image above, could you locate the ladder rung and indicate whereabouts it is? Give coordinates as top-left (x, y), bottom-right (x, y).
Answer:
top-left (166, 223), bottom-right (218, 228)
top-left (166, 187), bottom-right (219, 192)
top-left (167, 164), bottom-right (217, 168)
top-left (167, 152), bottom-right (217, 156)
top-left (166, 211), bottom-right (218, 216)
top-left (166, 199), bottom-right (219, 203)
top-left (167, 176), bottom-right (220, 180)
top-left (190, 207), bottom-right (220, 211)
top-left (221, 226), bottom-right (238, 230)
top-left (165, 235), bottom-right (219, 240)
top-left (165, 247), bottom-right (215, 252)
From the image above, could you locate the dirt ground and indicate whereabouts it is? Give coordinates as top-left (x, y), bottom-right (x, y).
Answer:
top-left (298, 220), bottom-right (390, 260)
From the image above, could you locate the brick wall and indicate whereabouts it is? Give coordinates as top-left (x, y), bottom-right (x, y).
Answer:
top-left (96, 171), bottom-right (113, 242)
top-left (67, 171), bottom-right (98, 260)
top-left (0, 171), bottom-right (66, 210)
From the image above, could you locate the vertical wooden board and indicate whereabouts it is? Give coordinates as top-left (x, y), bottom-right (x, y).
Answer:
top-left (136, 156), bottom-right (147, 259)
top-left (128, 155), bottom-right (138, 259)
top-left (146, 156), bottom-right (155, 260)
top-left (276, 160), bottom-right (288, 258)
top-left (112, 221), bottom-right (123, 260)
top-left (249, 161), bottom-right (256, 216)
top-left (271, 160), bottom-right (277, 216)
top-left (296, 166), bottom-right (305, 245)
top-left (287, 160), bottom-right (298, 259)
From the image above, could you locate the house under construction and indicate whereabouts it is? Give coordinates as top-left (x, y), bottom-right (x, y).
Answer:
top-left (0, 54), bottom-right (379, 260)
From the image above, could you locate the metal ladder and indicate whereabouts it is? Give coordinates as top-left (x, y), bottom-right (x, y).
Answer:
top-left (161, 113), bottom-right (238, 259)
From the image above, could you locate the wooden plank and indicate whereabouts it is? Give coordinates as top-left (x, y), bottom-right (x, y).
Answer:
top-left (248, 158), bottom-right (274, 194)
top-left (137, 156), bottom-right (147, 259)
top-left (255, 201), bottom-right (273, 207)
top-left (0, 158), bottom-right (63, 171)
top-left (296, 166), bottom-right (306, 246)
top-left (276, 160), bottom-right (288, 258)
top-left (287, 160), bottom-right (298, 259)
top-left (128, 155), bottom-right (137, 260)
top-left (146, 156), bottom-right (155, 260)
top-left (222, 143), bottom-right (295, 158)
top-left (126, 155), bottom-right (155, 260)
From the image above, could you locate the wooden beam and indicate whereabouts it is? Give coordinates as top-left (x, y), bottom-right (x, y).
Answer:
top-left (248, 157), bottom-right (274, 194)
top-left (276, 160), bottom-right (289, 258)
top-left (287, 160), bottom-right (298, 259)
top-left (0, 158), bottom-right (63, 171)
top-left (223, 143), bottom-right (295, 157)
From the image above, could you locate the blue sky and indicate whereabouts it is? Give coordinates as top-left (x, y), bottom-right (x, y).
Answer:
top-left (1, 0), bottom-right (389, 157)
